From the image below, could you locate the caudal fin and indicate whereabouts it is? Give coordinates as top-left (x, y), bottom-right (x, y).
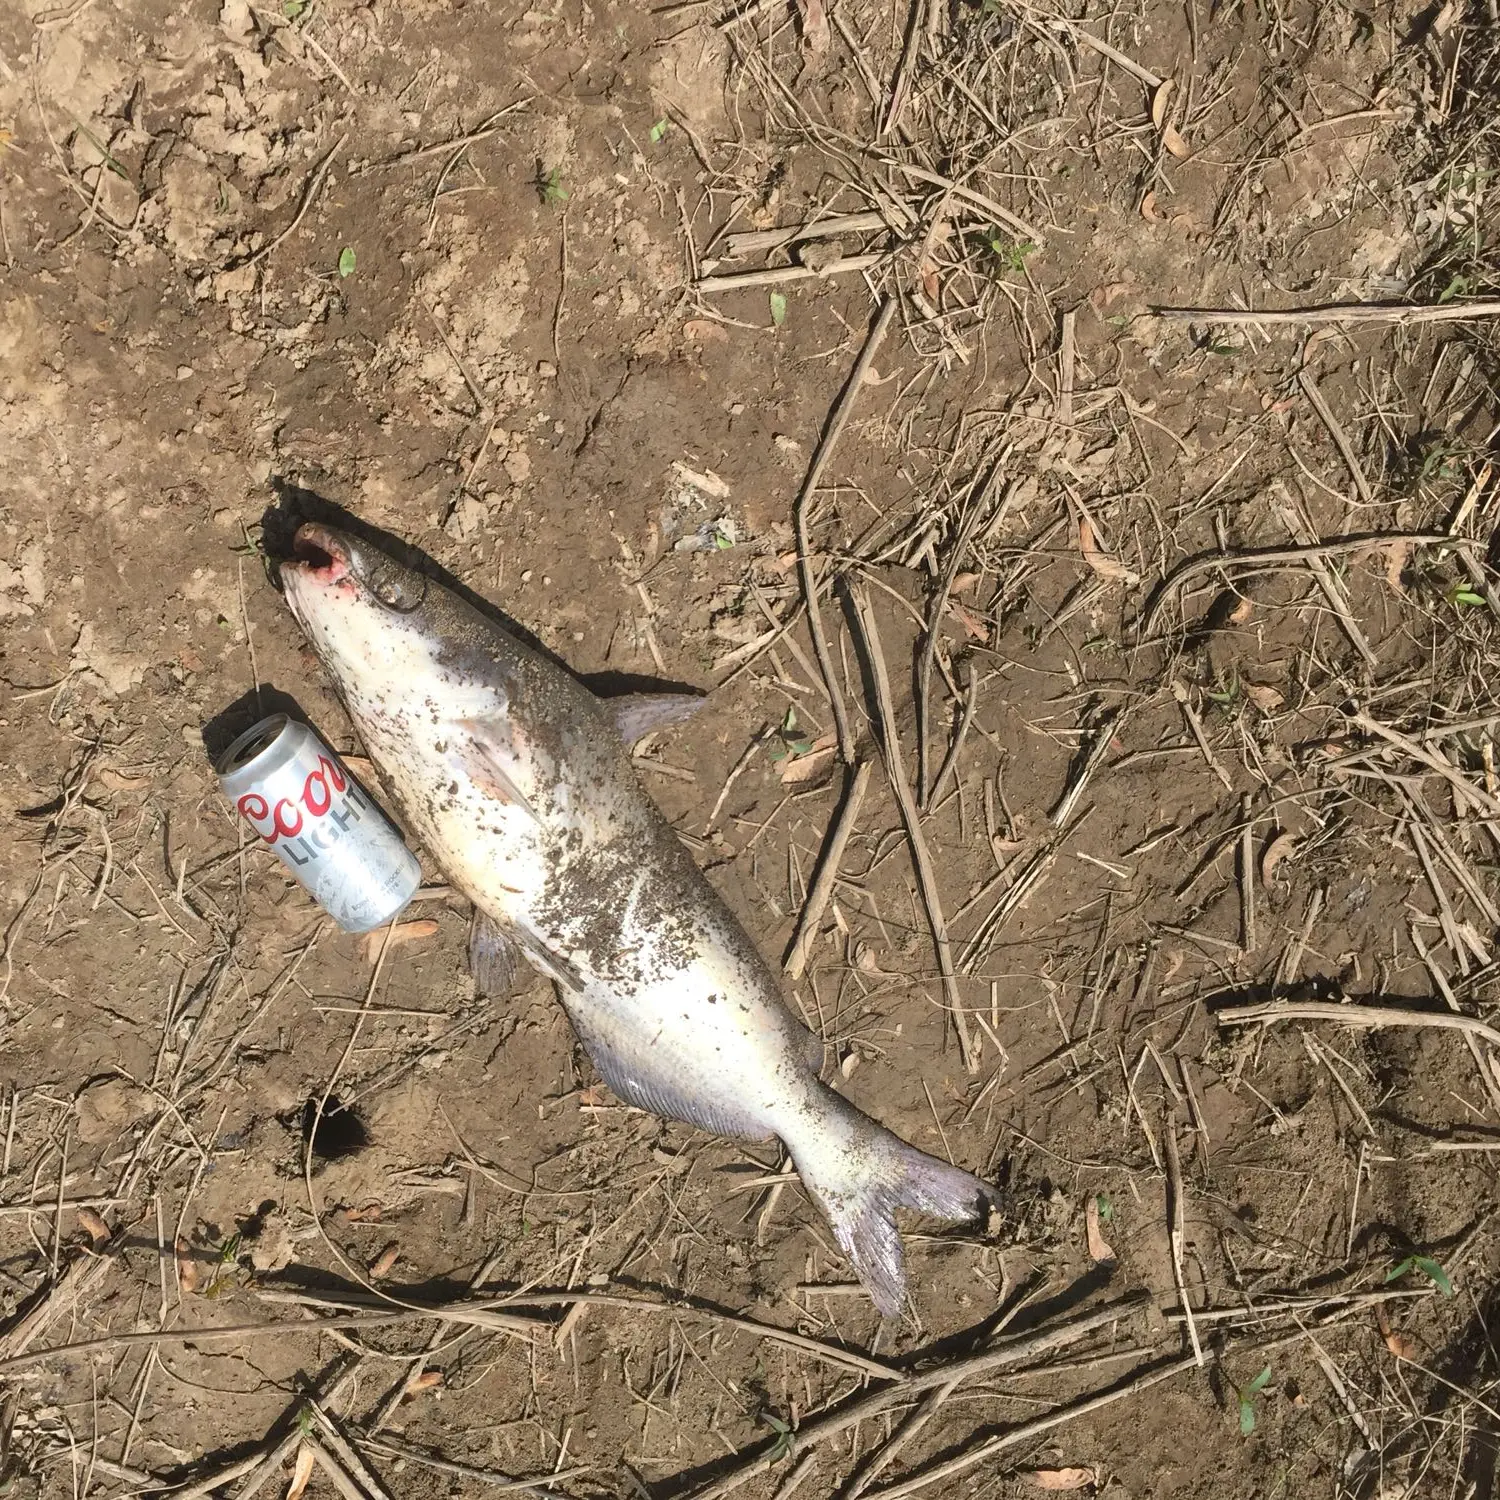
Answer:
top-left (786, 1089), bottom-right (997, 1317)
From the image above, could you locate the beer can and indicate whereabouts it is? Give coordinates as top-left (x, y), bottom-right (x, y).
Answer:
top-left (216, 714), bottom-right (421, 933)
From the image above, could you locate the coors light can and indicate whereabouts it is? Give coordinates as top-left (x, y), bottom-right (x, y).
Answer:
top-left (217, 714), bottom-right (421, 933)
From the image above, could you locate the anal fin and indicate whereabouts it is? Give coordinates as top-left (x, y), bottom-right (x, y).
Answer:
top-left (559, 987), bottom-right (771, 1142)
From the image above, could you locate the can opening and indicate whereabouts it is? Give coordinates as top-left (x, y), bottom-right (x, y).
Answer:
top-left (219, 714), bottom-right (291, 773)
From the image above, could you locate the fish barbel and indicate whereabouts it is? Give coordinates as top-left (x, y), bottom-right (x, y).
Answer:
top-left (281, 521), bottom-right (996, 1314)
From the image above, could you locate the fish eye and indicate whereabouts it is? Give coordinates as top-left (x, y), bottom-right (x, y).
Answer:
top-left (367, 563), bottom-right (427, 612)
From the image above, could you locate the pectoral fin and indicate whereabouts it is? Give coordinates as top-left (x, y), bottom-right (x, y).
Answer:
top-left (606, 692), bottom-right (705, 746)
top-left (454, 717), bottom-right (540, 822)
top-left (469, 911), bottom-right (521, 998)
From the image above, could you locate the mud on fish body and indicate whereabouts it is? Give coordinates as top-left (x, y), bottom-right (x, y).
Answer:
top-left (280, 520), bottom-right (999, 1316)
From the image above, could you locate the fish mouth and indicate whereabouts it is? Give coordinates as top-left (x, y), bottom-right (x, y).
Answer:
top-left (289, 523), bottom-right (352, 585)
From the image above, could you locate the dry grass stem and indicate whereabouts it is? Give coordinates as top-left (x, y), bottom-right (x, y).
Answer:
top-left (794, 296), bottom-right (899, 766)
top-left (1351, 709), bottom-right (1500, 820)
top-left (1162, 1111), bottom-right (1203, 1366)
top-left (850, 586), bottom-right (979, 1072)
top-left (237, 132), bottom-right (348, 270)
top-left (258, 1286), bottom-right (901, 1380)
top-left (1217, 999), bottom-right (1500, 1050)
top-left (685, 1296), bottom-right (1149, 1500)
top-left (695, 253), bottom-right (885, 292)
top-left (1140, 533), bottom-right (1465, 637)
top-left (785, 758), bottom-right (875, 980)
top-left (724, 211), bottom-right (891, 258)
top-left (1153, 299), bottom-right (1500, 324)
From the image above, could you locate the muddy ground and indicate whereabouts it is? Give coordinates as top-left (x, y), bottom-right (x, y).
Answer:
top-left (2, 0), bottom-right (1500, 1496)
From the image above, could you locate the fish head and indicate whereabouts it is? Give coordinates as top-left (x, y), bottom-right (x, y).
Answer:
top-left (281, 521), bottom-right (439, 681)
top-left (281, 521), bottom-right (510, 755)
top-left (280, 522), bottom-right (556, 866)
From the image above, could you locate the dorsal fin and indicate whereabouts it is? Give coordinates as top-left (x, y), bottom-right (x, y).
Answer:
top-left (605, 692), bottom-right (705, 746)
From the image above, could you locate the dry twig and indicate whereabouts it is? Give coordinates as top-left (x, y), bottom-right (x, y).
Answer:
top-left (785, 759), bottom-right (875, 980)
top-left (793, 296), bottom-right (899, 766)
top-left (850, 587), bottom-right (979, 1072)
top-left (1216, 999), bottom-right (1500, 1050)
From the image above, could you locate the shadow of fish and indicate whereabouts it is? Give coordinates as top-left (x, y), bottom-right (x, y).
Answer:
top-left (281, 522), bottom-right (997, 1314)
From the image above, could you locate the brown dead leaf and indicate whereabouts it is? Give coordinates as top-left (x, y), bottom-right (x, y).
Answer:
top-left (343, 1201), bottom-right (383, 1223)
top-left (1078, 519), bottom-right (1139, 585)
top-left (368, 1241), bottom-right (400, 1279)
top-left (359, 918), bottom-right (440, 964)
top-left (406, 1369), bottom-right (444, 1395)
top-left (683, 318), bottom-right (729, 345)
top-left (918, 258), bottom-right (940, 301)
top-left (1376, 1304), bottom-right (1418, 1360)
top-left (1228, 594), bottom-right (1255, 625)
top-left (1384, 539), bottom-right (1411, 596)
top-left (578, 1084), bottom-right (609, 1107)
top-left (780, 734), bottom-right (838, 785)
top-left (97, 767), bottom-right (151, 793)
top-left (175, 1234), bottom-right (199, 1294)
top-left (797, 0), bottom-right (830, 57)
top-left (861, 364), bottom-right (899, 387)
top-left (950, 571), bottom-right (979, 594)
top-left (1243, 683), bottom-right (1284, 713)
top-left (945, 600), bottom-right (991, 642)
top-left (1025, 1468), bottom-right (1097, 1491)
top-left (1141, 191), bottom-right (1162, 222)
top-left (76, 1207), bottom-right (111, 1250)
top-left (1150, 79), bottom-right (1191, 158)
top-left (342, 754), bottom-right (376, 781)
top-left (1150, 78), bottom-right (1174, 131)
top-left (1260, 830), bottom-right (1298, 885)
top-left (286, 1443), bottom-right (315, 1500)
top-left (1089, 280), bottom-right (1133, 310)
top-left (1084, 1196), bottom-right (1115, 1265)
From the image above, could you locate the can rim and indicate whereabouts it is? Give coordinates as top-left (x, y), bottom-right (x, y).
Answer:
top-left (217, 714), bottom-right (292, 775)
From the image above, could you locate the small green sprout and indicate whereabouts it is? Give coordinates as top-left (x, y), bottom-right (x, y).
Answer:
top-left (1095, 1193), bottom-right (1115, 1223)
top-left (762, 1412), bottom-right (793, 1462)
top-left (649, 118), bottom-right (670, 143)
top-left (769, 290), bottom-right (787, 326)
top-left (1232, 1365), bottom-right (1272, 1435)
top-left (282, 0), bottom-right (306, 16)
top-left (1205, 672), bottom-right (1241, 708)
top-left (538, 167), bottom-right (568, 205)
top-left (1420, 439), bottom-right (1464, 479)
top-left (204, 1233), bottom-right (242, 1298)
top-left (1438, 273), bottom-right (1471, 303)
top-left (337, 246), bottom-right (356, 278)
top-left (1385, 1254), bottom-right (1453, 1296)
top-left (770, 705), bottom-right (812, 763)
top-left (988, 234), bottom-right (1037, 273)
top-left (1448, 584), bottom-right (1487, 609)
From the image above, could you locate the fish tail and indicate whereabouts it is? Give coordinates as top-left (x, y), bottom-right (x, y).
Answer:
top-left (785, 1087), bottom-right (997, 1317)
